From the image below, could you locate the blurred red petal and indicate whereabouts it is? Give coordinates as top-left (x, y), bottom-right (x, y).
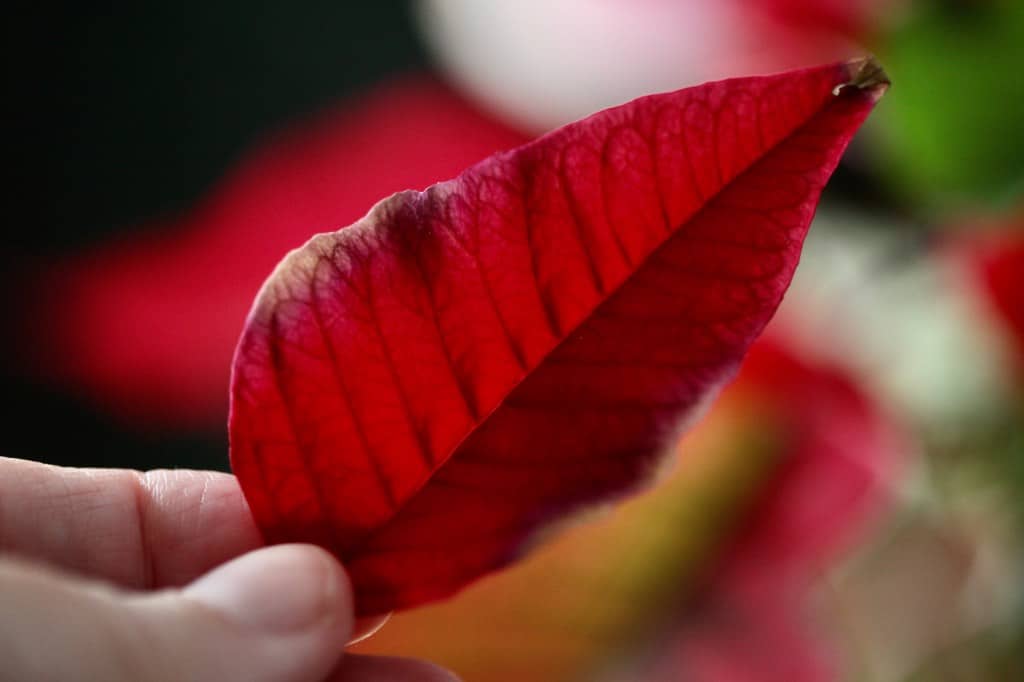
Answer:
top-left (714, 337), bottom-right (902, 591)
top-left (757, 0), bottom-right (889, 41)
top-left (975, 227), bottom-right (1024, 364)
top-left (17, 76), bottom-right (527, 428)
top-left (630, 332), bottom-right (906, 682)
top-left (644, 593), bottom-right (833, 682)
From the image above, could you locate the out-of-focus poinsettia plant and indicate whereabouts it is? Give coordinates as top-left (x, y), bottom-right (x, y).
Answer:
top-left (350, 330), bottom-right (907, 681)
top-left (12, 0), bottom-right (896, 432)
top-left (7, 1), bottom-right (1023, 680)
top-left (13, 78), bottom-right (525, 428)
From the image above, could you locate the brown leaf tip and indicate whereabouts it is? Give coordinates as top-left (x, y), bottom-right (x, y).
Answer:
top-left (834, 56), bottom-right (890, 100)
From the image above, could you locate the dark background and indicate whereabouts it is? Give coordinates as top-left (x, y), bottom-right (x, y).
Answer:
top-left (4, 3), bottom-right (428, 471)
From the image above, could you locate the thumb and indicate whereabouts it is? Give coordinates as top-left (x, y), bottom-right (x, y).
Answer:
top-left (0, 544), bottom-right (352, 682)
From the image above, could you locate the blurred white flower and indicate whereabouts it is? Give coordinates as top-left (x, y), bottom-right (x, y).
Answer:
top-left (416, 0), bottom-right (862, 131)
top-left (776, 212), bottom-right (1016, 433)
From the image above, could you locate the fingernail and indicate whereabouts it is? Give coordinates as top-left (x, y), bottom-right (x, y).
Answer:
top-left (348, 612), bottom-right (392, 645)
top-left (185, 544), bottom-right (346, 634)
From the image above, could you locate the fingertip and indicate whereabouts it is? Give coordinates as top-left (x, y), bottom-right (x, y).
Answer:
top-left (185, 543), bottom-right (353, 640)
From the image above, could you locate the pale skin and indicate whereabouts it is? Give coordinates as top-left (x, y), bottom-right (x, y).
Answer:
top-left (0, 456), bottom-right (458, 682)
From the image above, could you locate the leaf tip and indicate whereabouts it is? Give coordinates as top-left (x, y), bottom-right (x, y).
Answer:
top-left (834, 56), bottom-right (890, 100)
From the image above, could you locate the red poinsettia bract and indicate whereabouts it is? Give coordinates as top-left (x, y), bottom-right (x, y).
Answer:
top-left (229, 59), bottom-right (888, 614)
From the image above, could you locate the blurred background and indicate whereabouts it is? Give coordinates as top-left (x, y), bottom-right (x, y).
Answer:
top-left (3, 1), bottom-right (1021, 680)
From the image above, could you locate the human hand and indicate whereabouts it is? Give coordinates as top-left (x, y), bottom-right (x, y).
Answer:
top-left (0, 456), bottom-right (458, 681)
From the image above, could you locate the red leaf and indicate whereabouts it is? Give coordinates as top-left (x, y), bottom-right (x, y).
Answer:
top-left (229, 59), bottom-right (888, 614)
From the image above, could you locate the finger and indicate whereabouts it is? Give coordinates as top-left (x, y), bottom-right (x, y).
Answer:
top-left (0, 544), bottom-right (352, 682)
top-left (0, 456), bottom-right (262, 588)
top-left (329, 654), bottom-right (460, 682)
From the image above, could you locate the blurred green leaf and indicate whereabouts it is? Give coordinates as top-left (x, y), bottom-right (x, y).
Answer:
top-left (871, 0), bottom-right (1024, 215)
